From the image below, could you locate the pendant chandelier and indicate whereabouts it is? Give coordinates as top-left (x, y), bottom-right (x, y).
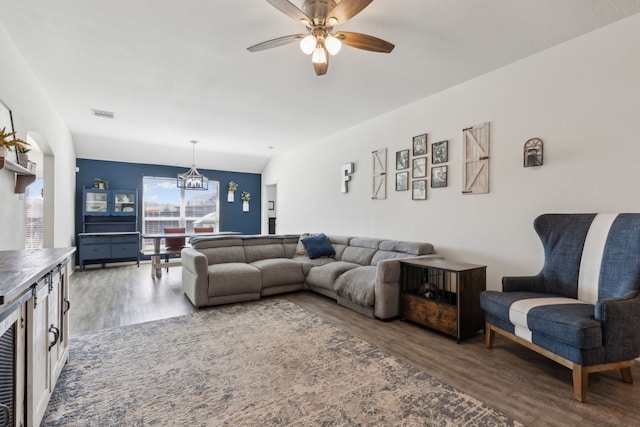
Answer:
top-left (177, 140), bottom-right (208, 190)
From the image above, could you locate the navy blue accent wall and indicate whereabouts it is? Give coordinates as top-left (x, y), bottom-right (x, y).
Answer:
top-left (75, 158), bottom-right (262, 241)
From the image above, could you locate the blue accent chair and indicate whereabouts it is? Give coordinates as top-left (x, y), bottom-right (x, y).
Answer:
top-left (480, 213), bottom-right (640, 401)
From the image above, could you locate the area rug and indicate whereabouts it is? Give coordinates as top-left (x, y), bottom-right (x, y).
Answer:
top-left (43, 299), bottom-right (522, 426)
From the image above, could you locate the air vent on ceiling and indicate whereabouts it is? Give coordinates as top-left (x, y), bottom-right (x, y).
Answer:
top-left (91, 109), bottom-right (115, 119)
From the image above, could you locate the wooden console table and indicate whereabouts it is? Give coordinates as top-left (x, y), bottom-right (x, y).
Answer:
top-left (399, 258), bottom-right (486, 342)
top-left (0, 247), bottom-right (75, 426)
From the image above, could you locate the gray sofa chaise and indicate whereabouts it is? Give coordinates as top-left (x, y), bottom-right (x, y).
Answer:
top-left (181, 234), bottom-right (436, 320)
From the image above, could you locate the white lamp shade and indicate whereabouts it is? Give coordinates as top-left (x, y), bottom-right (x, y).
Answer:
top-left (300, 35), bottom-right (316, 55)
top-left (325, 35), bottom-right (342, 55)
top-left (312, 45), bottom-right (327, 64)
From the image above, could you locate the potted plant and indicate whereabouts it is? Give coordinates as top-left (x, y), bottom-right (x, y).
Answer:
top-left (241, 191), bottom-right (250, 212)
top-left (17, 145), bottom-right (30, 167)
top-left (93, 178), bottom-right (109, 190)
top-left (0, 126), bottom-right (29, 161)
top-left (227, 181), bottom-right (238, 202)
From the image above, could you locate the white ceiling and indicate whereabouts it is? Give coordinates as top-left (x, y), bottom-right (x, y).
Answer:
top-left (2, 1), bottom-right (640, 173)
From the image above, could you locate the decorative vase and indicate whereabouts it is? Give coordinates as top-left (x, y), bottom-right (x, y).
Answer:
top-left (243, 201), bottom-right (249, 212)
top-left (18, 152), bottom-right (29, 167)
top-left (228, 191), bottom-right (234, 202)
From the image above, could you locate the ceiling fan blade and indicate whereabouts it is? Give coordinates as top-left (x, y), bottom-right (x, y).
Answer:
top-left (247, 34), bottom-right (305, 52)
top-left (328, 0), bottom-right (374, 25)
top-left (266, 0), bottom-right (312, 25)
top-left (336, 31), bottom-right (394, 53)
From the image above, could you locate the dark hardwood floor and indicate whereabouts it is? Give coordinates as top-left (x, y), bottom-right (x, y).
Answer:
top-left (70, 263), bottom-right (639, 427)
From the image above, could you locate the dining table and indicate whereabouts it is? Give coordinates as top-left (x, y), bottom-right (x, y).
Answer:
top-left (141, 231), bottom-right (241, 277)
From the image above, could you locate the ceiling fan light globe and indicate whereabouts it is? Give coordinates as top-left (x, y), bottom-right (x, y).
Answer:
top-left (300, 34), bottom-right (316, 55)
top-left (327, 17), bottom-right (338, 26)
top-left (325, 35), bottom-right (342, 55)
top-left (312, 45), bottom-right (327, 64)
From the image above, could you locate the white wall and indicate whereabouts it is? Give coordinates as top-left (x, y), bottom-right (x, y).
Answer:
top-left (0, 24), bottom-right (76, 249)
top-left (263, 14), bottom-right (640, 290)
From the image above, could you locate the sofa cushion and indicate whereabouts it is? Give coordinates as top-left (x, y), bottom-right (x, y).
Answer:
top-left (480, 291), bottom-right (602, 349)
top-left (295, 233), bottom-right (315, 256)
top-left (207, 263), bottom-right (261, 297)
top-left (243, 237), bottom-right (286, 263)
top-left (200, 246), bottom-right (246, 265)
top-left (306, 261), bottom-right (361, 290)
top-left (302, 234), bottom-right (336, 259)
top-left (371, 251), bottom-right (412, 265)
top-left (326, 235), bottom-right (351, 260)
top-left (378, 240), bottom-right (435, 255)
top-left (251, 258), bottom-right (305, 289)
top-left (292, 256), bottom-right (336, 275)
top-left (341, 238), bottom-right (382, 266)
top-left (336, 266), bottom-right (377, 307)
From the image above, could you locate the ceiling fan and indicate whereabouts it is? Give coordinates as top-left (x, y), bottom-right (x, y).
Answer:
top-left (247, 0), bottom-right (395, 76)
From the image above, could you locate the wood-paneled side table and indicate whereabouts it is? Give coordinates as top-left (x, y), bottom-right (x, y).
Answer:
top-left (399, 258), bottom-right (486, 342)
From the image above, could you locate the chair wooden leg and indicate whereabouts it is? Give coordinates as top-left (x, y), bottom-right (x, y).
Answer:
top-left (485, 322), bottom-right (495, 348)
top-left (621, 367), bottom-right (634, 384)
top-left (572, 365), bottom-right (588, 402)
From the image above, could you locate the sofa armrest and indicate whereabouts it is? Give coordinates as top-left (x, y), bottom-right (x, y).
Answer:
top-left (181, 247), bottom-right (209, 307)
top-left (595, 291), bottom-right (640, 361)
top-left (373, 255), bottom-right (441, 319)
top-left (502, 274), bottom-right (545, 292)
top-left (374, 258), bottom-right (402, 319)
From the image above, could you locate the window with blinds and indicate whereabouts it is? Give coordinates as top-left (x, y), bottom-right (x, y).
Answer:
top-left (24, 178), bottom-right (44, 249)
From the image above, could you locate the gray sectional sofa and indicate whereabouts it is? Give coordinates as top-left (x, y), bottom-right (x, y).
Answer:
top-left (181, 234), bottom-right (436, 320)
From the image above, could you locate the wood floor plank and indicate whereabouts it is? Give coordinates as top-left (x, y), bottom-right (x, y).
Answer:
top-left (68, 264), bottom-right (638, 426)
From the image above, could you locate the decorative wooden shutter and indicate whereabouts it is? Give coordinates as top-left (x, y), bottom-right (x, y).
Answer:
top-left (462, 122), bottom-right (490, 194)
top-left (372, 148), bottom-right (387, 200)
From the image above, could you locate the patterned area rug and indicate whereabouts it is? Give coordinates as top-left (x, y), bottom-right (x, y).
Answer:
top-left (43, 299), bottom-right (522, 426)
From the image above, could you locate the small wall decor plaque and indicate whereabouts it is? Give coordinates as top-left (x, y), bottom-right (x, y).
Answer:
top-left (523, 138), bottom-right (543, 167)
top-left (341, 163), bottom-right (354, 193)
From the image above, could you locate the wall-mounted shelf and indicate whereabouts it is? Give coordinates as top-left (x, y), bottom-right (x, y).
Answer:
top-left (0, 155), bottom-right (36, 193)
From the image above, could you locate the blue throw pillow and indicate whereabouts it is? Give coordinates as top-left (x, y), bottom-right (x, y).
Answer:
top-left (301, 233), bottom-right (336, 259)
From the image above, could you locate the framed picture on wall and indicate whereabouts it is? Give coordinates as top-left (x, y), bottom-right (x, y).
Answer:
top-left (412, 157), bottom-right (427, 178)
top-left (268, 201), bottom-right (275, 210)
top-left (412, 180), bottom-right (427, 200)
top-left (432, 140), bottom-right (448, 164)
top-left (396, 149), bottom-right (409, 170)
top-left (395, 171), bottom-right (409, 191)
top-left (412, 133), bottom-right (427, 156)
top-left (431, 165), bottom-right (447, 188)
